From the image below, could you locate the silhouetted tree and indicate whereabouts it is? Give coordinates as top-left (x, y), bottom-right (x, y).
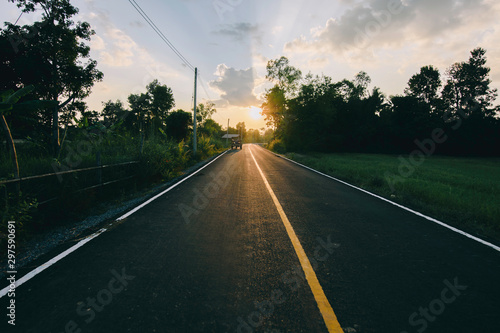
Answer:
top-left (102, 100), bottom-right (127, 126)
top-left (405, 65), bottom-right (441, 109)
top-left (442, 48), bottom-right (497, 119)
top-left (2, 0), bottom-right (103, 156)
top-left (165, 110), bottom-right (192, 142)
top-left (265, 56), bottom-right (302, 94)
top-left (147, 79), bottom-right (175, 133)
top-left (195, 101), bottom-right (216, 125)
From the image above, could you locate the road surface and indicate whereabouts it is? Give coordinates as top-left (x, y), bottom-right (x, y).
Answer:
top-left (1, 144), bottom-right (499, 332)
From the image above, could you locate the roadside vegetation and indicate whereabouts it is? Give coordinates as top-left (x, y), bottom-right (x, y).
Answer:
top-left (262, 50), bottom-right (500, 242)
top-left (0, 0), bottom-right (229, 253)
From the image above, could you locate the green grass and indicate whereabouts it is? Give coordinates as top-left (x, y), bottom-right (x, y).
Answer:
top-left (285, 152), bottom-right (500, 242)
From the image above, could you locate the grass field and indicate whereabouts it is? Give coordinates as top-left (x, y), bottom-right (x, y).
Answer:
top-left (285, 152), bottom-right (500, 243)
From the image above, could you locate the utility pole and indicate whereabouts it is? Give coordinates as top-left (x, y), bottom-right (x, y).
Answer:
top-left (193, 67), bottom-right (197, 155)
top-left (227, 118), bottom-right (229, 147)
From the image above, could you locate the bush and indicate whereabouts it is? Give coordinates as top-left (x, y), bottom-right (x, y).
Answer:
top-left (139, 139), bottom-right (182, 182)
top-left (268, 138), bottom-right (286, 154)
top-left (0, 190), bottom-right (38, 256)
top-left (196, 135), bottom-right (216, 160)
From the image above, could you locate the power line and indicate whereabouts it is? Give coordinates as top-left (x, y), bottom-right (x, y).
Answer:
top-left (128, 0), bottom-right (195, 72)
top-left (198, 73), bottom-right (214, 101)
top-left (14, 12), bottom-right (23, 25)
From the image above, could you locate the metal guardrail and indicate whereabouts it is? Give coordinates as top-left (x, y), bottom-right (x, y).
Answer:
top-left (0, 161), bottom-right (140, 206)
top-left (0, 161), bottom-right (139, 185)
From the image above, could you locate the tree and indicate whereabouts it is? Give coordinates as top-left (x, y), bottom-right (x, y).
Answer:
top-left (196, 101), bottom-right (216, 124)
top-left (405, 65), bottom-right (441, 108)
top-left (353, 71), bottom-right (372, 99)
top-left (442, 47), bottom-right (497, 119)
top-left (102, 100), bottom-right (127, 126)
top-left (127, 80), bottom-right (175, 137)
top-left (388, 95), bottom-right (437, 152)
top-left (262, 57), bottom-right (303, 137)
top-left (128, 92), bottom-right (149, 134)
top-left (165, 110), bottom-right (192, 142)
top-left (246, 129), bottom-right (262, 143)
top-left (261, 86), bottom-right (287, 130)
top-left (199, 118), bottom-right (222, 138)
top-left (235, 122), bottom-right (246, 139)
top-left (0, 85), bottom-right (34, 185)
top-left (263, 128), bottom-right (274, 143)
top-left (147, 79), bottom-right (175, 132)
top-left (2, 0), bottom-right (103, 156)
top-left (265, 56), bottom-right (302, 94)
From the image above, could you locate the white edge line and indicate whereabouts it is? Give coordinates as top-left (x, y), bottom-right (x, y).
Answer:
top-left (256, 145), bottom-right (500, 252)
top-left (116, 150), bottom-right (228, 221)
top-left (0, 228), bottom-right (107, 298)
top-left (0, 150), bottom-right (229, 298)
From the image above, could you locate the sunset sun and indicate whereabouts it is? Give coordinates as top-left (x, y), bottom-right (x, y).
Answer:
top-left (249, 106), bottom-right (262, 120)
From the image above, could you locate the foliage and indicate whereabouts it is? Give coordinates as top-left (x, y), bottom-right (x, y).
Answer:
top-left (261, 86), bottom-right (287, 129)
top-left (245, 129), bottom-right (263, 143)
top-left (266, 56), bottom-right (302, 94)
top-left (0, 1), bottom-right (228, 251)
top-left (196, 135), bottom-right (216, 160)
top-left (199, 118), bottom-right (223, 138)
top-left (165, 110), bottom-right (192, 142)
top-left (1, 189), bottom-right (38, 243)
top-left (405, 65), bottom-right (441, 106)
top-left (196, 101), bottom-right (216, 125)
top-left (139, 139), bottom-right (178, 181)
top-left (262, 50), bottom-right (500, 156)
top-left (442, 47), bottom-right (498, 119)
top-left (1, 86), bottom-right (36, 181)
top-left (2, 0), bottom-right (104, 155)
top-left (267, 138), bottom-right (286, 154)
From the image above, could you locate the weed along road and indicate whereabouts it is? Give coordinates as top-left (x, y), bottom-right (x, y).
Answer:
top-left (1, 144), bottom-right (499, 333)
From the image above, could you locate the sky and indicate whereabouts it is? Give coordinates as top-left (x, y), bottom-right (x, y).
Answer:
top-left (1, 0), bottom-right (499, 131)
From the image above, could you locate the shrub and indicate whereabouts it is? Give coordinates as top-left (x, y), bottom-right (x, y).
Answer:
top-left (268, 138), bottom-right (286, 154)
top-left (196, 135), bottom-right (216, 160)
top-left (139, 139), bottom-right (178, 182)
top-left (0, 189), bottom-right (38, 255)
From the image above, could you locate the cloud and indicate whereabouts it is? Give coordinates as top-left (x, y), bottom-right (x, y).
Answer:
top-left (129, 20), bottom-right (145, 28)
top-left (90, 35), bottom-right (106, 50)
top-left (284, 0), bottom-right (498, 60)
top-left (100, 29), bottom-right (137, 67)
top-left (212, 22), bottom-right (262, 43)
top-left (209, 64), bottom-right (259, 107)
top-left (272, 26), bottom-right (284, 35)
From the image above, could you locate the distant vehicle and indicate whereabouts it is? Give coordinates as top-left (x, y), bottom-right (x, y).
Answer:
top-left (231, 137), bottom-right (243, 149)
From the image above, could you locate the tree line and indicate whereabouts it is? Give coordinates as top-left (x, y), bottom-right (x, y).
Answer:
top-left (262, 49), bottom-right (499, 156)
top-left (0, 0), bottom-right (229, 176)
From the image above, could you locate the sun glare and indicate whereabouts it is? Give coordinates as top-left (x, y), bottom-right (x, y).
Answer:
top-left (249, 106), bottom-right (263, 120)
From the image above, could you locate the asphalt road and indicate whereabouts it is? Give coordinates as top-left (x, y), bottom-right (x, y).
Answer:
top-left (1, 144), bottom-right (499, 333)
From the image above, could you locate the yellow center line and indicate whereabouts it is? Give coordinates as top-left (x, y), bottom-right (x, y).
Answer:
top-left (249, 146), bottom-right (344, 333)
